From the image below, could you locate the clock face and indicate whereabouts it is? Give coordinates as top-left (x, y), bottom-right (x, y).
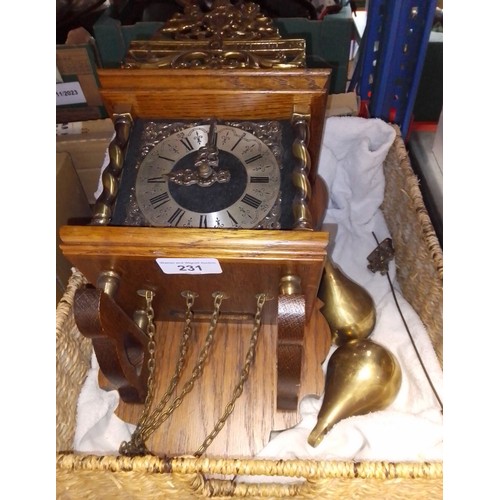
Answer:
top-left (111, 119), bottom-right (298, 229)
top-left (134, 123), bottom-right (281, 228)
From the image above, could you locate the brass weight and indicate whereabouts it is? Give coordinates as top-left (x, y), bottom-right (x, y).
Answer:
top-left (318, 257), bottom-right (376, 345)
top-left (308, 256), bottom-right (402, 448)
top-left (308, 338), bottom-right (402, 448)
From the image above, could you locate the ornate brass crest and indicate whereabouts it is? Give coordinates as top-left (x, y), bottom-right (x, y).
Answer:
top-left (160, 0), bottom-right (281, 41)
top-left (123, 0), bottom-right (306, 69)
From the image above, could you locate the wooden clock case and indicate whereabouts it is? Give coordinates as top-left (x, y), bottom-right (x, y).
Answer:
top-left (59, 55), bottom-right (333, 438)
top-left (61, 66), bottom-right (332, 316)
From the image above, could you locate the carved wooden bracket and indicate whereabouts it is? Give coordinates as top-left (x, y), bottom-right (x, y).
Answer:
top-left (74, 286), bottom-right (150, 403)
top-left (276, 286), bottom-right (306, 410)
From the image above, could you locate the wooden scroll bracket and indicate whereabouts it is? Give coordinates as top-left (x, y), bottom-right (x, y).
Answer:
top-left (277, 275), bottom-right (306, 411)
top-left (73, 272), bottom-right (150, 404)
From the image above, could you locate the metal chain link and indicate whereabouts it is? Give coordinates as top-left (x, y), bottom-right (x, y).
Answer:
top-left (135, 291), bottom-right (197, 445)
top-left (119, 289), bottom-right (157, 456)
top-left (141, 292), bottom-right (225, 436)
top-left (195, 293), bottom-right (267, 456)
top-left (121, 292), bottom-right (225, 455)
top-left (120, 290), bottom-right (267, 457)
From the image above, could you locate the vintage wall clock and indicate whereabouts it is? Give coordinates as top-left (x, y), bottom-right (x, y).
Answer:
top-left (59, 0), bottom-right (333, 413)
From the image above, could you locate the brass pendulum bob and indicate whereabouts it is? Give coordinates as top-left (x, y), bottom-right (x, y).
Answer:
top-left (318, 257), bottom-right (377, 345)
top-left (307, 338), bottom-right (402, 448)
top-left (307, 255), bottom-right (401, 448)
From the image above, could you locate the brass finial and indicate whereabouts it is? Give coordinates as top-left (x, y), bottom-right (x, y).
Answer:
top-left (160, 0), bottom-right (281, 41)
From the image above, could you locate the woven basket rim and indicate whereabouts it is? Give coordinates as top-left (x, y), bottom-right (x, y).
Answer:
top-left (56, 453), bottom-right (443, 479)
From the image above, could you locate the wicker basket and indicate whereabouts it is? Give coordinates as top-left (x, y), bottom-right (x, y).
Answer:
top-left (56, 126), bottom-right (443, 499)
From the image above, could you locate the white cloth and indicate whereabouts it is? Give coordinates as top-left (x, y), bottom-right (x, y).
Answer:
top-left (74, 117), bottom-right (443, 464)
top-left (73, 353), bottom-right (135, 454)
top-left (94, 133), bottom-right (113, 201)
top-left (243, 117), bottom-right (443, 476)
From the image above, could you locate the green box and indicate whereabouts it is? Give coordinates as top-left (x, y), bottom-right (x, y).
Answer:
top-left (273, 9), bottom-right (353, 94)
top-left (92, 6), bottom-right (354, 94)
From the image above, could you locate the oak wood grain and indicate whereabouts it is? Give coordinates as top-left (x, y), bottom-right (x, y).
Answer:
top-left (59, 227), bottom-right (329, 323)
top-left (106, 298), bottom-right (331, 457)
top-left (97, 68), bottom-right (332, 91)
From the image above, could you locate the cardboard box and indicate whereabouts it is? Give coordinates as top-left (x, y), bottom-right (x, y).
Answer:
top-left (56, 152), bottom-right (93, 303)
top-left (56, 118), bottom-right (114, 204)
top-left (325, 92), bottom-right (360, 117)
top-left (56, 43), bottom-right (107, 123)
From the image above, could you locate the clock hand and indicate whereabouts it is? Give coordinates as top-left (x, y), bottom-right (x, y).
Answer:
top-left (194, 119), bottom-right (220, 179)
top-left (167, 120), bottom-right (231, 187)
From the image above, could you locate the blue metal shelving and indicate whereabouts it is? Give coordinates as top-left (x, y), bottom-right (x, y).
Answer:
top-left (349, 0), bottom-right (438, 137)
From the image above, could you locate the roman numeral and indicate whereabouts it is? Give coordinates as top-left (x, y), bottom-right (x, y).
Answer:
top-left (147, 176), bottom-right (166, 183)
top-left (159, 155), bottom-right (175, 162)
top-left (168, 208), bottom-right (186, 226)
top-left (180, 138), bottom-right (194, 151)
top-left (199, 214), bottom-right (208, 228)
top-left (150, 191), bottom-right (170, 208)
top-left (245, 154), bottom-right (263, 164)
top-left (250, 176), bottom-right (270, 183)
top-left (226, 211), bottom-right (239, 226)
top-left (241, 194), bottom-right (262, 209)
top-left (230, 133), bottom-right (246, 151)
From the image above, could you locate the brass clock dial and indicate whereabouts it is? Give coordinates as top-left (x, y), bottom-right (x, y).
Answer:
top-left (111, 118), bottom-right (297, 230)
top-left (135, 121), bottom-right (281, 229)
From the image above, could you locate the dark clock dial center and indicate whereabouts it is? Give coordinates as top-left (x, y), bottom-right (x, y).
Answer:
top-left (169, 150), bottom-right (248, 213)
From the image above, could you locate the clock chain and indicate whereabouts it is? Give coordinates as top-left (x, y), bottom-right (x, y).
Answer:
top-left (125, 290), bottom-right (196, 455)
top-left (119, 289), bottom-right (268, 457)
top-left (194, 292), bottom-right (267, 457)
top-left (120, 290), bottom-right (223, 456)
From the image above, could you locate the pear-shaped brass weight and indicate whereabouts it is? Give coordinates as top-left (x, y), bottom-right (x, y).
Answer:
top-left (307, 339), bottom-right (402, 448)
top-left (318, 258), bottom-right (376, 345)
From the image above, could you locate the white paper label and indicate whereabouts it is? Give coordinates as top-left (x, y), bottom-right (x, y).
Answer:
top-left (56, 81), bottom-right (87, 106)
top-left (156, 258), bottom-right (222, 275)
top-left (56, 122), bottom-right (83, 135)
